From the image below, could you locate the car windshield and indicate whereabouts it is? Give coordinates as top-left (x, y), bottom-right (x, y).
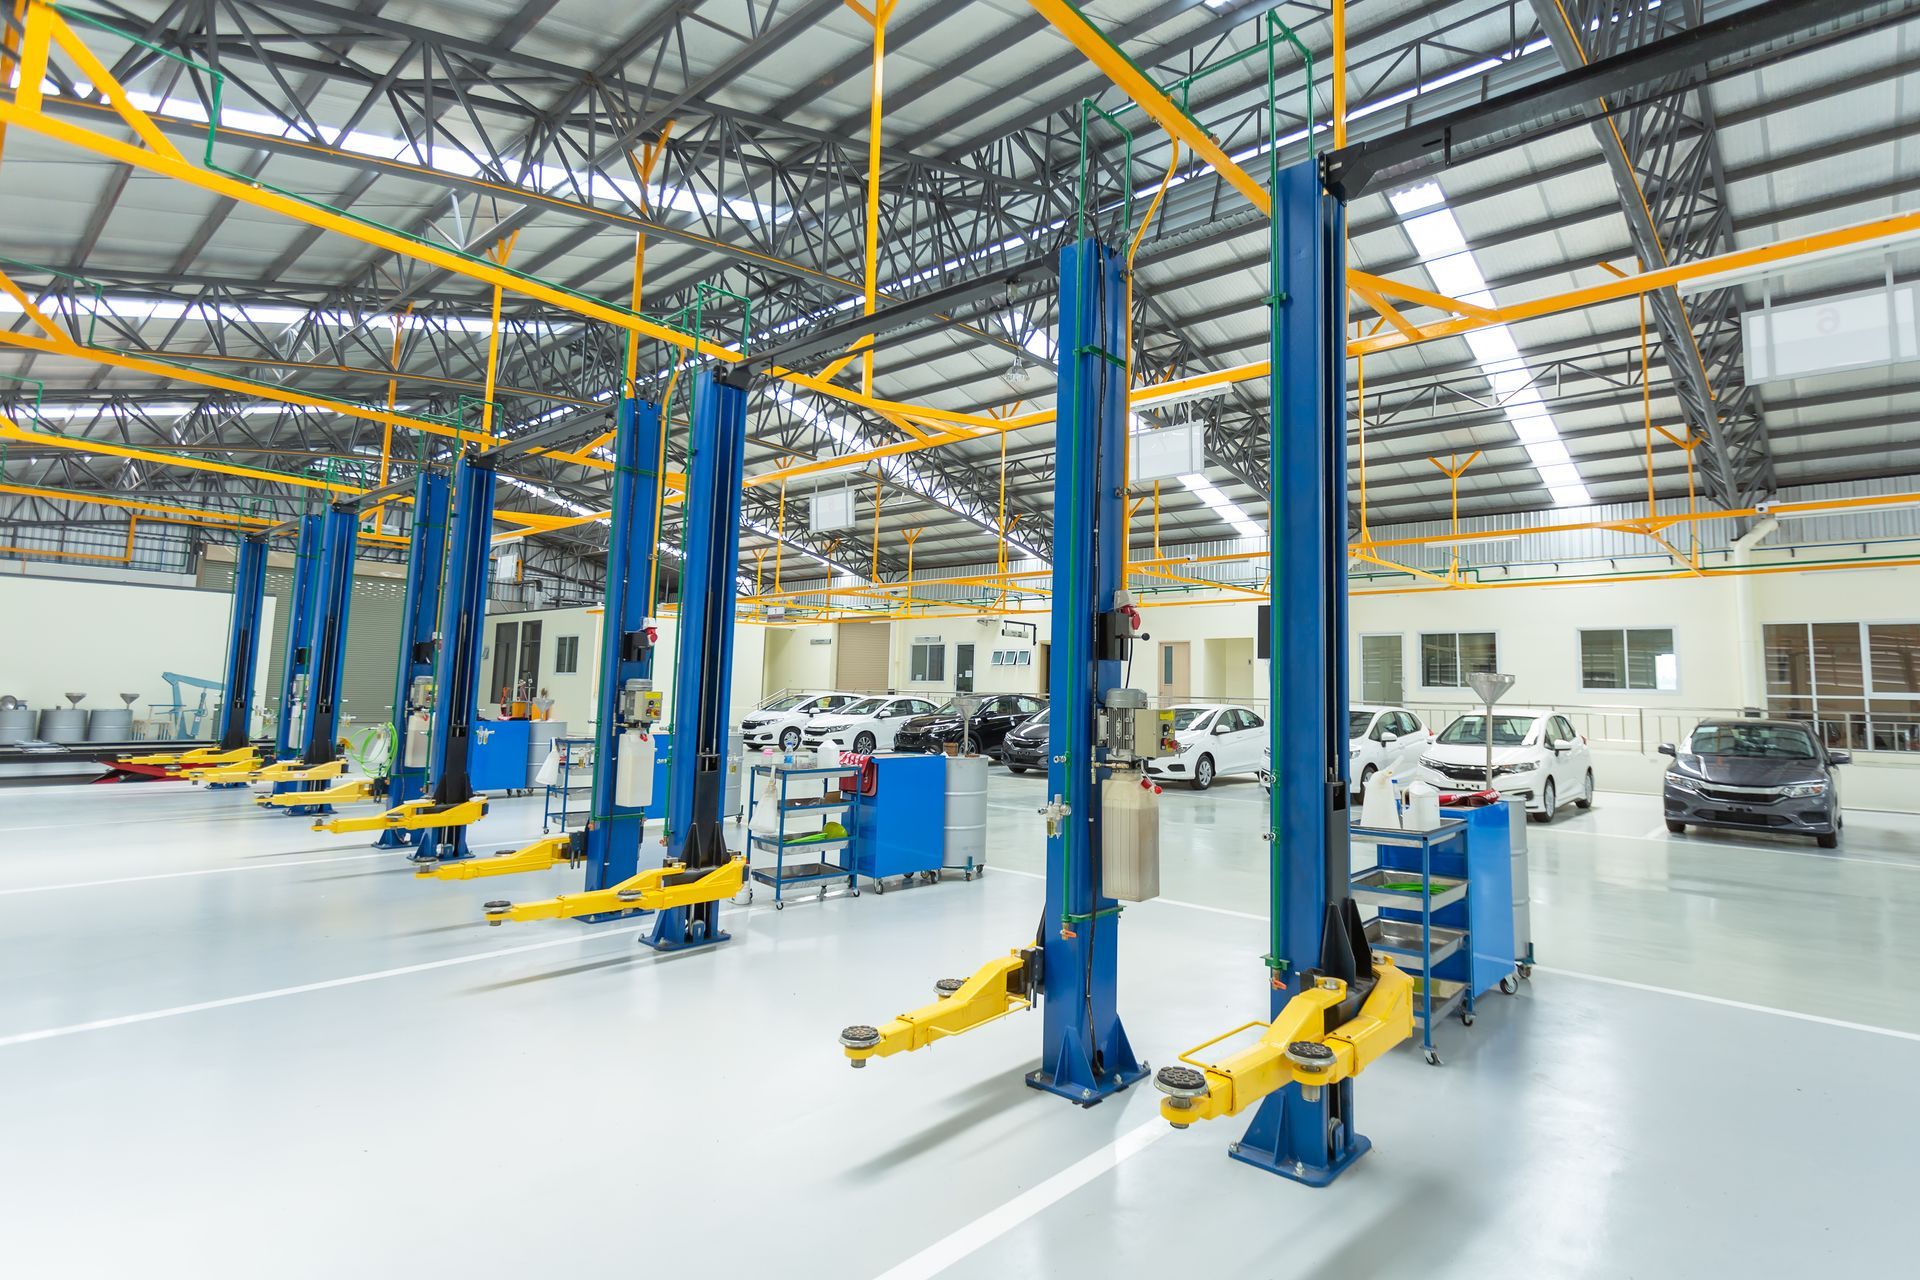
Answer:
top-left (1349, 711), bottom-right (1376, 739)
top-left (840, 698), bottom-right (884, 716)
top-left (1438, 714), bottom-right (1534, 746)
top-left (1688, 724), bottom-right (1817, 760)
top-left (1172, 707), bottom-right (1212, 731)
top-left (800, 696), bottom-right (839, 711)
top-left (931, 700), bottom-right (970, 715)
top-left (1019, 709), bottom-right (1049, 731)
top-left (760, 695), bottom-right (805, 712)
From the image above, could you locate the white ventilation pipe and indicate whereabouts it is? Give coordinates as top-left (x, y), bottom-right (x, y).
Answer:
top-left (1731, 516), bottom-right (1780, 710)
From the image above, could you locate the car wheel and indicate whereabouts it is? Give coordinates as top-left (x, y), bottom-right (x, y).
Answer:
top-left (1531, 778), bottom-right (1556, 824)
top-left (1574, 770), bottom-right (1594, 809)
top-left (780, 728), bottom-right (801, 750)
top-left (1008, 765), bottom-right (1027, 775)
top-left (1816, 830), bottom-right (1839, 849)
top-left (1190, 755), bottom-right (1215, 791)
top-left (1357, 763), bottom-right (1377, 800)
top-left (1665, 819), bottom-right (1686, 834)
top-left (853, 731), bottom-right (876, 755)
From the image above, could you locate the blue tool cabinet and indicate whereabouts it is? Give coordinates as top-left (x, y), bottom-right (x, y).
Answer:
top-left (468, 718), bottom-right (530, 792)
top-left (852, 752), bottom-right (946, 890)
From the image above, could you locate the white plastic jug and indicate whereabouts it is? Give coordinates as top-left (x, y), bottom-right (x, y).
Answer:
top-left (1359, 774), bottom-right (1401, 829)
top-left (1404, 781), bottom-right (1442, 831)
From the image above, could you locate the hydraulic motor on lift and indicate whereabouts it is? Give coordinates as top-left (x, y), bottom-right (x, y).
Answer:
top-left (403, 670), bottom-right (435, 770)
top-left (284, 669), bottom-right (308, 748)
top-left (612, 620), bottom-right (663, 808)
top-left (1096, 591), bottom-right (1173, 904)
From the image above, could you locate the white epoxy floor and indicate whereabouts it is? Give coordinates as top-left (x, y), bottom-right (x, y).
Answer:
top-left (2, 772), bottom-right (1916, 1278)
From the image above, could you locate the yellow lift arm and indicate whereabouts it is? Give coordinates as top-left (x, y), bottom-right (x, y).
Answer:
top-left (415, 833), bottom-right (580, 881)
top-left (313, 795), bottom-right (487, 835)
top-left (1154, 959), bottom-right (1415, 1128)
top-left (120, 745), bottom-right (256, 768)
top-left (838, 946), bottom-right (1043, 1067)
top-left (195, 756), bottom-right (345, 786)
top-left (481, 855), bottom-right (747, 925)
top-left (255, 777), bottom-right (378, 808)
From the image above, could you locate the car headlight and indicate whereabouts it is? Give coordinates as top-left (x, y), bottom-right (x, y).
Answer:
top-left (1494, 761), bottom-right (1537, 775)
top-left (1666, 773), bottom-right (1699, 792)
top-left (1419, 756), bottom-right (1445, 770)
top-left (1780, 781), bottom-right (1827, 798)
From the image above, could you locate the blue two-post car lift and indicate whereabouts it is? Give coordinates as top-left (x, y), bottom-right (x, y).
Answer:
top-left (373, 471), bottom-right (451, 849)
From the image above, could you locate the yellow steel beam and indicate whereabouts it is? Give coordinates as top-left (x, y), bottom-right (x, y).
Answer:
top-left (1023, 0), bottom-right (1270, 215)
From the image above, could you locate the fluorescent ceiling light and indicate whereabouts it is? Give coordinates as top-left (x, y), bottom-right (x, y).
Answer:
top-left (1178, 472), bottom-right (1264, 541)
top-left (1386, 182), bottom-right (1591, 508)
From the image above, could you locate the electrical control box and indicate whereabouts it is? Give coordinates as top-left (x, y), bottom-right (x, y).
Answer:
top-left (618, 679), bottom-right (662, 728)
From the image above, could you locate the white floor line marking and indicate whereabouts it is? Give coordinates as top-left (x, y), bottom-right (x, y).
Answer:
top-left (1535, 966), bottom-right (1920, 1043)
top-left (992, 866), bottom-right (1265, 921)
top-left (0, 851), bottom-right (395, 896)
top-left (1556, 824), bottom-right (1920, 871)
top-left (0, 893), bottom-right (811, 1049)
top-left (871, 1120), bottom-right (1171, 1280)
top-left (0, 923), bottom-right (642, 1049)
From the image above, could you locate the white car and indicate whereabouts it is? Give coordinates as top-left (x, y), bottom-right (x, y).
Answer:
top-left (739, 691), bottom-right (861, 752)
top-left (1148, 703), bottom-right (1268, 791)
top-left (1349, 706), bottom-right (1434, 798)
top-left (1412, 710), bottom-right (1594, 823)
top-left (801, 695), bottom-right (942, 756)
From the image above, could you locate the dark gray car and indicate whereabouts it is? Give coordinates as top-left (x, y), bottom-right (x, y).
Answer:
top-left (1660, 719), bottom-right (1848, 848)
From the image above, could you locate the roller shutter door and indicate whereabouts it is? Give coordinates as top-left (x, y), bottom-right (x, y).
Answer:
top-left (834, 621), bottom-right (889, 693)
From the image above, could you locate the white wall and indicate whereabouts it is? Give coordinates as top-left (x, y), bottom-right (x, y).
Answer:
top-left (0, 574), bottom-right (277, 735)
top-left (761, 623), bottom-right (837, 696)
top-left (889, 615), bottom-right (1048, 695)
top-left (485, 603), bottom-right (770, 734)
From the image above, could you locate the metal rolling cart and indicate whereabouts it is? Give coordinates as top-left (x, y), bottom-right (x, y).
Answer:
top-left (745, 760), bottom-right (856, 908)
top-left (542, 735), bottom-right (595, 833)
top-left (1350, 817), bottom-right (1474, 1066)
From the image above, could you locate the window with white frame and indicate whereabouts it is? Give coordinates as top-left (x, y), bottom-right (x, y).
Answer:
top-left (555, 635), bottom-right (580, 674)
top-left (909, 641), bottom-right (946, 683)
top-left (1360, 634), bottom-right (1404, 704)
top-left (1420, 631), bottom-right (1497, 688)
top-left (1579, 628), bottom-right (1676, 691)
top-left (1765, 622), bottom-right (1920, 752)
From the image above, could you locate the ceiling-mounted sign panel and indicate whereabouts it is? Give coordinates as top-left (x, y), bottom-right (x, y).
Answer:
top-left (1131, 418), bottom-right (1204, 483)
top-left (809, 487), bottom-right (856, 532)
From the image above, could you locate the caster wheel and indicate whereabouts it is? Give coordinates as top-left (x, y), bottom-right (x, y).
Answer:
top-left (852, 888), bottom-right (860, 898)
top-left (874, 880), bottom-right (885, 895)
top-left (1519, 964), bottom-right (1533, 980)
top-left (964, 871), bottom-right (973, 882)
top-left (1500, 973), bottom-right (1520, 995)
top-left (1461, 1013), bottom-right (1475, 1027)
top-left (817, 888), bottom-right (826, 902)
top-left (1424, 1050), bottom-right (1442, 1067)
top-left (775, 900), bottom-right (784, 911)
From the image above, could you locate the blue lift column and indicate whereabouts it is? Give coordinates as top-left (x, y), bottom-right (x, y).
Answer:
top-left (214, 534), bottom-right (268, 752)
top-left (580, 397), bottom-right (666, 904)
top-left (273, 503), bottom-right (358, 813)
top-left (413, 448), bottom-right (497, 863)
top-left (1231, 158), bottom-right (1365, 1185)
top-left (375, 472), bottom-right (452, 849)
top-left (272, 513), bottom-right (323, 762)
top-left (1029, 236), bottom-right (1147, 1106)
top-left (643, 369), bottom-right (746, 953)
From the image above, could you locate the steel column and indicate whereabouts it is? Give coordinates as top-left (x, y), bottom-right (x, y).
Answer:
top-left (215, 534), bottom-right (267, 752)
top-left (1234, 158), bottom-right (1362, 1185)
top-left (581, 397), bottom-right (666, 899)
top-left (415, 449), bottom-right (497, 862)
top-left (375, 471), bottom-right (451, 848)
top-left (644, 370), bottom-right (746, 952)
top-left (272, 513), bottom-right (322, 761)
top-left (1030, 236), bottom-right (1144, 1106)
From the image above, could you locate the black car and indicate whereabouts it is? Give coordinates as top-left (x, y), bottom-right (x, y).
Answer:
top-left (1661, 719), bottom-right (1848, 848)
top-left (893, 694), bottom-right (1046, 759)
top-left (1001, 708), bottom-right (1049, 774)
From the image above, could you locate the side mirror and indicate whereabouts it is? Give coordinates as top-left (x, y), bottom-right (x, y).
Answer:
top-left (1658, 742), bottom-right (1676, 757)
top-left (1379, 732), bottom-right (1399, 745)
top-left (1213, 722), bottom-right (1233, 735)
top-left (1551, 739), bottom-right (1576, 752)
top-left (1829, 750), bottom-right (1852, 766)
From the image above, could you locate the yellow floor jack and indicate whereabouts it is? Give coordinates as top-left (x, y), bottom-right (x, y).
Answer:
top-left (479, 854), bottom-right (747, 925)
top-left (312, 794), bottom-right (487, 836)
top-left (839, 945), bottom-right (1044, 1066)
top-left (1151, 955), bottom-right (1414, 1129)
top-left (414, 830), bottom-right (584, 881)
